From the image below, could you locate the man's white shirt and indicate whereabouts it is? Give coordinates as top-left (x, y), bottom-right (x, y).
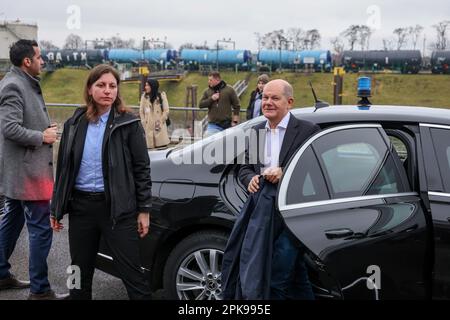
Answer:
top-left (264, 112), bottom-right (291, 170)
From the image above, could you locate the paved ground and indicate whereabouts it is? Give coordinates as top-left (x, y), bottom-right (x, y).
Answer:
top-left (0, 215), bottom-right (129, 300)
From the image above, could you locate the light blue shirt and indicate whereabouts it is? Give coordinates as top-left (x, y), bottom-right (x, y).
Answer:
top-left (264, 112), bottom-right (291, 168)
top-left (74, 110), bottom-right (110, 192)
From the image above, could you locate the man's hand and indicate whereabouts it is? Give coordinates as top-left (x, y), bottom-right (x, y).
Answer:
top-left (262, 167), bottom-right (283, 184)
top-left (43, 124), bottom-right (57, 144)
top-left (137, 213), bottom-right (150, 238)
top-left (211, 93), bottom-right (220, 101)
top-left (50, 216), bottom-right (64, 232)
top-left (248, 175), bottom-right (260, 193)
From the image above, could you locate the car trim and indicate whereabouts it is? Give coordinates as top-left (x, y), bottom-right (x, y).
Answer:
top-left (420, 123), bottom-right (450, 130)
top-left (97, 253), bottom-right (113, 261)
top-left (278, 123), bottom-right (383, 210)
top-left (428, 191), bottom-right (450, 199)
top-left (279, 192), bottom-right (418, 212)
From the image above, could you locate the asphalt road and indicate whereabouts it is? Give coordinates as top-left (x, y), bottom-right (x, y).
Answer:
top-left (0, 215), bottom-right (129, 300)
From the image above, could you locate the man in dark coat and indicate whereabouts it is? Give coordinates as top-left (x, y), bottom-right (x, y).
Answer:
top-left (222, 79), bottom-right (320, 299)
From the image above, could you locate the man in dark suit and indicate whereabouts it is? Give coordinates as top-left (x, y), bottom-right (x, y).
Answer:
top-left (238, 79), bottom-right (320, 299)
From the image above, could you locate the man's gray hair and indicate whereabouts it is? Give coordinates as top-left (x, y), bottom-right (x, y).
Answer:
top-left (283, 82), bottom-right (294, 99)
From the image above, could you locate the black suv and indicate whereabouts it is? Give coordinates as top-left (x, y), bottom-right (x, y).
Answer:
top-left (96, 104), bottom-right (450, 300)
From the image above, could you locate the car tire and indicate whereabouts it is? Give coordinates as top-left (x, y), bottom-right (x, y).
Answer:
top-left (163, 231), bottom-right (228, 300)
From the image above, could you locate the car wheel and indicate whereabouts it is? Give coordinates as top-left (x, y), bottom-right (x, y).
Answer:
top-left (163, 231), bottom-right (228, 300)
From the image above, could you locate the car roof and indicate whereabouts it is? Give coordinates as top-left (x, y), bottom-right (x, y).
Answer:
top-left (287, 105), bottom-right (450, 126)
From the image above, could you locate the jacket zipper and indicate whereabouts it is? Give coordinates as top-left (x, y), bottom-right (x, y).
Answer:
top-left (107, 118), bottom-right (141, 229)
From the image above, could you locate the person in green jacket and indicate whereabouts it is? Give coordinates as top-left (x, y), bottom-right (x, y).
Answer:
top-left (199, 71), bottom-right (241, 137)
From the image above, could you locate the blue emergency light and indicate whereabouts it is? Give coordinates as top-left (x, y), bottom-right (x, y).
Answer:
top-left (357, 77), bottom-right (371, 97)
top-left (357, 76), bottom-right (372, 106)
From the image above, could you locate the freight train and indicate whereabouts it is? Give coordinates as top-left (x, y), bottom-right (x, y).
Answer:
top-left (41, 48), bottom-right (332, 72)
top-left (41, 48), bottom-right (450, 74)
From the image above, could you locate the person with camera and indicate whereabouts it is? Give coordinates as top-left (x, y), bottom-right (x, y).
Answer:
top-left (199, 71), bottom-right (241, 137)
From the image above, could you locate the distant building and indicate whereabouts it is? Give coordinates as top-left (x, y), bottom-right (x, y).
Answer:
top-left (0, 20), bottom-right (38, 66)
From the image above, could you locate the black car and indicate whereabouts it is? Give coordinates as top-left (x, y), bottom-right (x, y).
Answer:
top-left (96, 104), bottom-right (450, 300)
top-left (0, 194), bottom-right (4, 216)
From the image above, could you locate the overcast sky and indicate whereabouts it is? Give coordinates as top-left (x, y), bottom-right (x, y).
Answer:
top-left (1, 0), bottom-right (449, 53)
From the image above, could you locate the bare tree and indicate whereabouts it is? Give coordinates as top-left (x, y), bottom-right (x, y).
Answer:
top-left (359, 25), bottom-right (372, 50)
top-left (330, 37), bottom-right (345, 54)
top-left (433, 20), bottom-right (450, 50)
top-left (409, 25), bottom-right (424, 50)
top-left (180, 42), bottom-right (209, 50)
top-left (254, 32), bottom-right (262, 51)
top-left (306, 29), bottom-right (321, 50)
top-left (258, 28), bottom-right (320, 50)
top-left (179, 43), bottom-right (194, 51)
top-left (287, 28), bottom-right (304, 50)
top-left (63, 33), bottom-right (84, 50)
top-left (103, 36), bottom-right (134, 49)
top-left (124, 38), bottom-right (136, 49)
top-left (382, 38), bottom-right (395, 51)
top-left (341, 25), bottom-right (360, 51)
top-left (393, 27), bottom-right (409, 50)
top-left (39, 40), bottom-right (59, 50)
top-left (260, 29), bottom-right (285, 50)
top-left (198, 41), bottom-right (209, 50)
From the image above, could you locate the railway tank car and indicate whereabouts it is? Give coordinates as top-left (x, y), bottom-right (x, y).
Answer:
top-left (108, 49), bottom-right (177, 64)
top-left (42, 48), bottom-right (177, 69)
top-left (257, 50), bottom-right (332, 72)
top-left (180, 49), bottom-right (252, 69)
top-left (431, 51), bottom-right (450, 74)
top-left (41, 49), bottom-right (108, 69)
top-left (341, 50), bottom-right (422, 74)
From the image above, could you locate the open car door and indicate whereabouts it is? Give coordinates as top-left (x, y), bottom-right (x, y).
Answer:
top-left (277, 124), bottom-right (428, 299)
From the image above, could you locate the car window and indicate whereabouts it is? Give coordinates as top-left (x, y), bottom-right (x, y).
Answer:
top-left (429, 128), bottom-right (450, 192)
top-left (312, 128), bottom-right (409, 199)
top-left (286, 146), bottom-right (329, 205)
top-left (389, 136), bottom-right (408, 163)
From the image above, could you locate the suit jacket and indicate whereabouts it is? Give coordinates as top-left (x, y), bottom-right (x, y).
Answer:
top-left (222, 179), bottom-right (281, 299)
top-left (0, 66), bottom-right (53, 200)
top-left (238, 114), bottom-right (321, 188)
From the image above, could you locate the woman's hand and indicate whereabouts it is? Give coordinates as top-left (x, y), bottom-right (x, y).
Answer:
top-left (137, 213), bottom-right (150, 238)
top-left (50, 216), bottom-right (64, 232)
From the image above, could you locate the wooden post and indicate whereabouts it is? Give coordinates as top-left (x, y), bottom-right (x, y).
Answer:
top-left (191, 85), bottom-right (197, 132)
top-left (333, 67), bottom-right (345, 105)
top-left (185, 86), bottom-right (191, 128)
top-left (185, 85), bottom-right (198, 133)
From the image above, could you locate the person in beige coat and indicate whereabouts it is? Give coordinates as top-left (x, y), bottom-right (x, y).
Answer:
top-left (139, 78), bottom-right (170, 148)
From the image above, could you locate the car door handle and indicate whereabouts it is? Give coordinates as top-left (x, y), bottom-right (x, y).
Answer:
top-left (325, 228), bottom-right (354, 239)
